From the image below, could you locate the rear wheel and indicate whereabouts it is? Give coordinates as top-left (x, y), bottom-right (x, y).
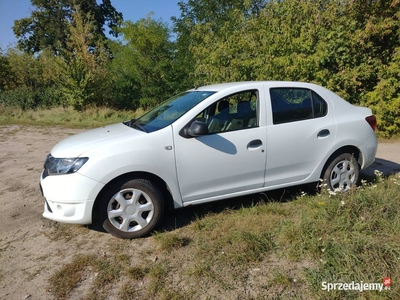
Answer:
top-left (99, 179), bottom-right (164, 239)
top-left (322, 153), bottom-right (359, 192)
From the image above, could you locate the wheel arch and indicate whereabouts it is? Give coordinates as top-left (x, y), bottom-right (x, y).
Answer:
top-left (320, 145), bottom-right (361, 179)
top-left (92, 171), bottom-right (175, 224)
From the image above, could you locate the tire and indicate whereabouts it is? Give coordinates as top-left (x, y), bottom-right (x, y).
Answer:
top-left (322, 153), bottom-right (359, 192)
top-left (99, 178), bottom-right (164, 239)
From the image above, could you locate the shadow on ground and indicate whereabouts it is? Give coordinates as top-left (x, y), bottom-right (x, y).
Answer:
top-left (361, 157), bottom-right (400, 179)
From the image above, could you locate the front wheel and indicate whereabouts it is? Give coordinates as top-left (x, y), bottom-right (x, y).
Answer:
top-left (99, 178), bottom-right (164, 239)
top-left (322, 153), bottom-right (359, 192)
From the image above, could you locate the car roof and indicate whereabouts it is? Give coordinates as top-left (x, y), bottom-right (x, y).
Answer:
top-left (189, 81), bottom-right (322, 92)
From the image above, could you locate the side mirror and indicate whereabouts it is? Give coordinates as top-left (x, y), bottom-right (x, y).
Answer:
top-left (188, 121), bottom-right (209, 137)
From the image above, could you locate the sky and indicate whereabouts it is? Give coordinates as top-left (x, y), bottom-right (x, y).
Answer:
top-left (0, 0), bottom-right (182, 50)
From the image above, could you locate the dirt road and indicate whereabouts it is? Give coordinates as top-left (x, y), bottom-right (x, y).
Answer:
top-left (0, 125), bottom-right (399, 299)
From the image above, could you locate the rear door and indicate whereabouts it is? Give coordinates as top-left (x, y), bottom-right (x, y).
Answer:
top-left (264, 87), bottom-right (336, 186)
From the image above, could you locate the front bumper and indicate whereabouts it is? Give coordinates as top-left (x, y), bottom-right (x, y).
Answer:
top-left (40, 171), bottom-right (104, 224)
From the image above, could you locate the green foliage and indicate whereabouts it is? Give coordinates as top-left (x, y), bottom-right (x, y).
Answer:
top-left (0, 86), bottom-right (63, 110)
top-left (109, 16), bottom-right (178, 110)
top-left (3, 0), bottom-right (400, 135)
top-left (173, 0), bottom-right (400, 136)
top-left (58, 11), bottom-right (112, 110)
top-left (364, 46), bottom-right (400, 137)
top-left (13, 0), bottom-right (122, 55)
top-left (1, 48), bottom-right (61, 91)
top-left (0, 49), bottom-right (10, 92)
top-left (0, 48), bottom-right (64, 108)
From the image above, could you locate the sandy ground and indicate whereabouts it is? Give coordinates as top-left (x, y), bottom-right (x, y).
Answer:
top-left (0, 124), bottom-right (399, 300)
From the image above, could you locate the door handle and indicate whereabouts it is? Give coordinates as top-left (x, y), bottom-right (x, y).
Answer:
top-left (317, 129), bottom-right (330, 139)
top-left (247, 139), bottom-right (263, 149)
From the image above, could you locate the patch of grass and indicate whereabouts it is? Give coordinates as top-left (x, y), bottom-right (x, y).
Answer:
top-left (49, 254), bottom-right (97, 299)
top-left (147, 261), bottom-right (170, 297)
top-left (271, 272), bottom-right (292, 286)
top-left (48, 173), bottom-right (400, 299)
top-left (126, 265), bottom-right (149, 281)
top-left (118, 282), bottom-right (142, 300)
top-left (153, 232), bottom-right (191, 251)
top-left (186, 263), bottom-right (215, 279)
top-left (187, 206), bottom-right (281, 268)
top-left (285, 174), bottom-right (400, 298)
top-left (0, 106), bottom-right (145, 128)
top-left (49, 252), bottom-right (128, 300)
top-left (43, 223), bottom-right (89, 242)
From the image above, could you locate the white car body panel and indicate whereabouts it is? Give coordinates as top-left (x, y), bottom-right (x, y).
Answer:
top-left (264, 118), bottom-right (337, 186)
top-left (51, 123), bottom-right (138, 157)
top-left (174, 126), bottom-right (267, 202)
top-left (40, 81), bottom-right (378, 225)
top-left (264, 83), bottom-right (337, 186)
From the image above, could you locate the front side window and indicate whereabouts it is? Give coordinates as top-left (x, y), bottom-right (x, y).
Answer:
top-left (196, 90), bottom-right (259, 134)
top-left (132, 91), bottom-right (215, 132)
top-left (270, 88), bottom-right (327, 124)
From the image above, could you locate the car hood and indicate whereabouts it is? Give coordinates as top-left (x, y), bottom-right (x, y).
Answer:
top-left (51, 123), bottom-right (145, 157)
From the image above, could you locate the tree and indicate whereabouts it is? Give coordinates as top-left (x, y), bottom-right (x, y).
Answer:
top-left (109, 16), bottom-right (177, 109)
top-left (173, 0), bottom-right (400, 136)
top-left (13, 0), bottom-right (123, 55)
top-left (0, 49), bottom-right (10, 92)
top-left (58, 11), bottom-right (112, 110)
top-left (172, 0), bottom-right (268, 87)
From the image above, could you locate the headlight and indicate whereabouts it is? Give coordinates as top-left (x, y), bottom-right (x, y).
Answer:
top-left (44, 154), bottom-right (88, 176)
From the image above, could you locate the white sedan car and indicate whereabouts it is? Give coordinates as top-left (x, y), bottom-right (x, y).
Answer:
top-left (40, 81), bottom-right (377, 238)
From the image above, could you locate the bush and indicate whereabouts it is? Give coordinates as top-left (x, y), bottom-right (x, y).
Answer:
top-left (0, 86), bottom-right (38, 110)
top-left (0, 85), bottom-right (65, 110)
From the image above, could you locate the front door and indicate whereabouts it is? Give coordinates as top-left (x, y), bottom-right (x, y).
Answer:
top-left (173, 89), bottom-right (267, 203)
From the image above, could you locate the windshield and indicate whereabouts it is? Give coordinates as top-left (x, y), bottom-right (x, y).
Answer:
top-left (129, 91), bottom-right (215, 133)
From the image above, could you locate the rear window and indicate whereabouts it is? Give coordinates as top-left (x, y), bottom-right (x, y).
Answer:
top-left (270, 88), bottom-right (327, 124)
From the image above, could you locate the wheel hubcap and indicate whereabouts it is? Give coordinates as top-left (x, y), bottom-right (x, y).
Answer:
top-left (329, 159), bottom-right (356, 191)
top-left (107, 188), bottom-right (154, 232)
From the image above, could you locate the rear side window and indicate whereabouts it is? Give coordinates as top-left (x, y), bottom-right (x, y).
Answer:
top-left (270, 88), bottom-right (327, 124)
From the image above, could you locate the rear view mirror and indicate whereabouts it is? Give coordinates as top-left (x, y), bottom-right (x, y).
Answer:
top-left (188, 121), bottom-right (209, 137)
